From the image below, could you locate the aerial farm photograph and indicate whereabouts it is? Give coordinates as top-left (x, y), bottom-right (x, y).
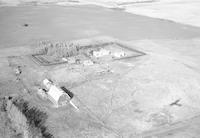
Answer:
top-left (0, 0), bottom-right (200, 137)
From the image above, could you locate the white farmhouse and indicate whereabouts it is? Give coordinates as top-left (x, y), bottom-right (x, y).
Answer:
top-left (92, 48), bottom-right (110, 58)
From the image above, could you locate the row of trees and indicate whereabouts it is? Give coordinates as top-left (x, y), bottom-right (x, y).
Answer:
top-left (37, 41), bottom-right (80, 58)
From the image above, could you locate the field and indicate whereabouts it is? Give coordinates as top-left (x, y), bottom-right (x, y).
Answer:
top-left (0, 4), bottom-right (200, 138)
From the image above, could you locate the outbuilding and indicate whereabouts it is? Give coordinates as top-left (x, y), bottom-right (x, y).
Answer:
top-left (43, 79), bottom-right (70, 107)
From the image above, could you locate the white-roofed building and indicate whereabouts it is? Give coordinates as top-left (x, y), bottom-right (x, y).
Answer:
top-left (43, 79), bottom-right (70, 107)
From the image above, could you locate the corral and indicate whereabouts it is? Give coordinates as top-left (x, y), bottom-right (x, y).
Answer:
top-left (31, 40), bottom-right (145, 66)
